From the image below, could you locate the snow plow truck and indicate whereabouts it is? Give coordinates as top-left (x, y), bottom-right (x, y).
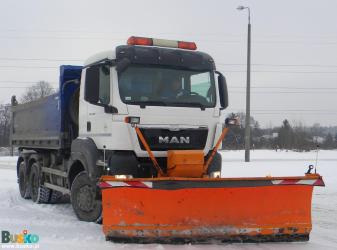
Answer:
top-left (11, 36), bottom-right (324, 243)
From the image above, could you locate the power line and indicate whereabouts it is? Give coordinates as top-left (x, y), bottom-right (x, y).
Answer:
top-left (1, 29), bottom-right (337, 44)
top-left (230, 91), bottom-right (337, 94)
top-left (0, 85), bottom-right (336, 93)
top-left (251, 113), bottom-right (337, 115)
top-left (0, 80), bottom-right (57, 84)
top-left (1, 58), bottom-right (337, 69)
top-left (0, 86), bottom-right (58, 90)
top-left (0, 87), bottom-right (334, 96)
top-left (0, 86), bottom-right (58, 89)
top-left (0, 36), bottom-right (128, 42)
top-left (227, 110), bottom-right (337, 115)
top-left (3, 66), bottom-right (336, 74)
top-left (0, 36), bottom-right (125, 40)
top-left (218, 63), bottom-right (337, 68)
top-left (254, 109), bottom-right (337, 111)
top-left (3, 29), bottom-right (337, 38)
top-left (0, 57), bottom-right (83, 62)
top-left (221, 70), bottom-right (337, 74)
top-left (2, 65), bottom-right (337, 73)
top-left (229, 86), bottom-right (337, 90)
top-left (1, 34), bottom-right (337, 45)
top-left (2, 29), bottom-right (242, 37)
top-left (0, 66), bottom-right (57, 69)
top-left (0, 82), bottom-right (336, 94)
top-left (229, 108), bottom-right (337, 111)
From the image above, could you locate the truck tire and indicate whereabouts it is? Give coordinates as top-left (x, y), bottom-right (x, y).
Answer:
top-left (71, 172), bottom-right (102, 222)
top-left (29, 163), bottom-right (51, 203)
top-left (206, 152), bottom-right (222, 175)
top-left (18, 161), bottom-right (30, 199)
top-left (49, 190), bottom-right (63, 204)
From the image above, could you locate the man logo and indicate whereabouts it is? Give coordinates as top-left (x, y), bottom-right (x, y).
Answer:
top-left (159, 136), bottom-right (190, 144)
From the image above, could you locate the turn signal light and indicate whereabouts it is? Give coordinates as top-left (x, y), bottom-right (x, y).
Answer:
top-left (124, 116), bottom-right (140, 125)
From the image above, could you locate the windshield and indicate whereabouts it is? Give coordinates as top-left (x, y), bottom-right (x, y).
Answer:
top-left (118, 65), bottom-right (216, 108)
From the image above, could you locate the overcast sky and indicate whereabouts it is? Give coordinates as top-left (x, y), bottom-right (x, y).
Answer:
top-left (0, 0), bottom-right (337, 127)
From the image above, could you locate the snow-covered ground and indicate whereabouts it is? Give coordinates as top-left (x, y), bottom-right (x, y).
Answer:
top-left (0, 150), bottom-right (336, 250)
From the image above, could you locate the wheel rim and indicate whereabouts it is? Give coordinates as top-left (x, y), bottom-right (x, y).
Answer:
top-left (76, 184), bottom-right (95, 212)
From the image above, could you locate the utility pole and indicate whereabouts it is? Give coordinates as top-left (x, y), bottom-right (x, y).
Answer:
top-left (237, 6), bottom-right (251, 162)
top-left (10, 96), bottom-right (18, 156)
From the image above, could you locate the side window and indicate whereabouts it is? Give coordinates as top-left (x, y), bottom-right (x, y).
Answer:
top-left (84, 65), bottom-right (110, 105)
top-left (98, 65), bottom-right (110, 105)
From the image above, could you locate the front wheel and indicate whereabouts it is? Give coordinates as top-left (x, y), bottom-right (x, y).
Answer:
top-left (70, 172), bottom-right (102, 222)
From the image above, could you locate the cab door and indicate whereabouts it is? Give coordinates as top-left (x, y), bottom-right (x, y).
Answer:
top-left (83, 64), bottom-right (112, 147)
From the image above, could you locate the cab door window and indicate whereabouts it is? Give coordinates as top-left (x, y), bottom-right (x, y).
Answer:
top-left (85, 64), bottom-right (110, 105)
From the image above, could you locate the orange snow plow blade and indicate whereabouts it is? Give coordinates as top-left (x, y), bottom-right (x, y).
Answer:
top-left (100, 174), bottom-right (324, 243)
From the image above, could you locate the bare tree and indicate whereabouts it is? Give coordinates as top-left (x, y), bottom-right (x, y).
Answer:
top-left (20, 81), bottom-right (55, 103)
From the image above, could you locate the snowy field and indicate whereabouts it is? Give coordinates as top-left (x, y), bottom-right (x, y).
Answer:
top-left (0, 150), bottom-right (336, 250)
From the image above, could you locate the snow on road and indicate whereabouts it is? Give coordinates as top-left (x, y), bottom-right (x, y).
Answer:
top-left (0, 150), bottom-right (336, 250)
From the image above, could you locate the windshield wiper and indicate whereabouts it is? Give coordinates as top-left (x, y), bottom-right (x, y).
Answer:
top-left (170, 102), bottom-right (206, 111)
top-left (127, 100), bottom-right (167, 108)
top-left (126, 100), bottom-right (207, 110)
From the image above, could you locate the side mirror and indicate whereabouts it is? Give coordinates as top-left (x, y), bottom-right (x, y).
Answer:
top-left (216, 71), bottom-right (228, 109)
top-left (84, 66), bottom-right (99, 104)
top-left (116, 58), bottom-right (131, 73)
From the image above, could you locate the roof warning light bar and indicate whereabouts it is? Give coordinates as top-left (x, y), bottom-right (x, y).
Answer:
top-left (127, 36), bottom-right (197, 50)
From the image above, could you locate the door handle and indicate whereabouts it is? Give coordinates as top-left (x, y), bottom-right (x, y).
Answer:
top-left (87, 121), bottom-right (91, 132)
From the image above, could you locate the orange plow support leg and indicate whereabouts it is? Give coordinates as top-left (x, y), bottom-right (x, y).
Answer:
top-left (100, 175), bottom-right (324, 243)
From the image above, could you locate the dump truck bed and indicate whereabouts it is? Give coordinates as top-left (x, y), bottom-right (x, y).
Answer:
top-left (11, 65), bottom-right (82, 149)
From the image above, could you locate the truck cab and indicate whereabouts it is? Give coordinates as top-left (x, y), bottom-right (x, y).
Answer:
top-left (12, 36), bottom-right (228, 222)
top-left (78, 36), bottom-right (228, 177)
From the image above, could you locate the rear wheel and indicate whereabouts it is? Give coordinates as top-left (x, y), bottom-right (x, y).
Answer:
top-left (49, 190), bottom-right (63, 204)
top-left (29, 163), bottom-right (51, 203)
top-left (18, 161), bottom-right (30, 199)
top-left (71, 172), bottom-right (102, 222)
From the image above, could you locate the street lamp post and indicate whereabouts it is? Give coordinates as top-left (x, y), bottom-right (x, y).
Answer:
top-left (237, 6), bottom-right (251, 162)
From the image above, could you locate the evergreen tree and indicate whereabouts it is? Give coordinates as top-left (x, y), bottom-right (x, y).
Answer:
top-left (277, 119), bottom-right (293, 149)
top-left (323, 133), bottom-right (334, 149)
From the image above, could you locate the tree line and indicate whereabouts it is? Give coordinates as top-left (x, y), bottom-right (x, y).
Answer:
top-left (223, 112), bottom-right (337, 151)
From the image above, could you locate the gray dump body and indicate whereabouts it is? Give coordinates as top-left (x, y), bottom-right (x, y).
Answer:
top-left (11, 65), bottom-right (82, 150)
top-left (11, 93), bottom-right (62, 149)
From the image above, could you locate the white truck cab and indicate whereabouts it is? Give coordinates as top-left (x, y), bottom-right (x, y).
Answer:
top-left (78, 36), bottom-right (228, 176)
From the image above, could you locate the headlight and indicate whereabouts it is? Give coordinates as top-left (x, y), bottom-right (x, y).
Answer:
top-left (114, 175), bottom-right (133, 179)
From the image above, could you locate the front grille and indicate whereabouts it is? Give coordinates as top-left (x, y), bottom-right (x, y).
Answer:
top-left (137, 128), bottom-right (208, 151)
